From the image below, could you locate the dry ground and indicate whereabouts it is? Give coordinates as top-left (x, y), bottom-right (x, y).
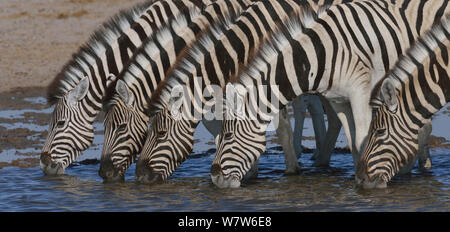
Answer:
top-left (0, 0), bottom-right (143, 94)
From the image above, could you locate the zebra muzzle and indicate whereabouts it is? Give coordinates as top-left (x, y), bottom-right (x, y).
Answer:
top-left (135, 163), bottom-right (163, 184)
top-left (210, 164), bottom-right (241, 188)
top-left (99, 157), bottom-right (125, 182)
top-left (40, 152), bottom-right (65, 175)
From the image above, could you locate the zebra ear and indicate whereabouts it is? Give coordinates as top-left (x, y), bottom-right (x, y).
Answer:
top-left (116, 79), bottom-right (134, 106)
top-left (225, 83), bottom-right (245, 119)
top-left (169, 85), bottom-right (184, 118)
top-left (380, 79), bottom-right (398, 112)
top-left (67, 76), bottom-right (89, 107)
top-left (214, 134), bottom-right (220, 146)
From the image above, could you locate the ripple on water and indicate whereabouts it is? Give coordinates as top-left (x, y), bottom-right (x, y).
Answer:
top-left (0, 100), bottom-right (448, 211)
top-left (0, 148), bottom-right (448, 211)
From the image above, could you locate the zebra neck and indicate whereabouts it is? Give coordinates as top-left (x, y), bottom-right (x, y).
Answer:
top-left (173, 0), bottom-right (317, 120)
top-left (119, 0), bottom-right (248, 117)
top-left (53, 0), bottom-right (209, 116)
top-left (393, 18), bottom-right (450, 128)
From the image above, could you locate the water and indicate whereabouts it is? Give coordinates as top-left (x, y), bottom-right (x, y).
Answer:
top-left (0, 150), bottom-right (448, 211)
top-left (0, 93), bottom-right (449, 211)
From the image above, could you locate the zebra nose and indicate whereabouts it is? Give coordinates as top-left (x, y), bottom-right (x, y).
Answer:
top-left (355, 172), bottom-right (368, 186)
top-left (40, 152), bottom-right (59, 169)
top-left (210, 163), bottom-right (222, 176)
top-left (40, 152), bottom-right (53, 167)
top-left (135, 163), bottom-right (163, 184)
top-left (40, 152), bottom-right (65, 175)
top-left (99, 157), bottom-right (124, 182)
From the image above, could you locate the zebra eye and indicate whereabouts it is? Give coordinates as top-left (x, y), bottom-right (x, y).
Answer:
top-left (157, 130), bottom-right (167, 138)
top-left (224, 132), bottom-right (233, 140)
top-left (117, 124), bottom-right (127, 132)
top-left (56, 121), bottom-right (65, 128)
top-left (376, 128), bottom-right (386, 136)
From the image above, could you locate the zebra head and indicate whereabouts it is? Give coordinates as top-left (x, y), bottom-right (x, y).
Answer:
top-left (41, 76), bottom-right (94, 175)
top-left (211, 83), bottom-right (266, 188)
top-left (135, 86), bottom-right (197, 184)
top-left (356, 79), bottom-right (419, 189)
top-left (99, 80), bottom-right (149, 182)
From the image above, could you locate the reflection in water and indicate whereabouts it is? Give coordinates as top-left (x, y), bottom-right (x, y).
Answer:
top-left (0, 148), bottom-right (448, 211)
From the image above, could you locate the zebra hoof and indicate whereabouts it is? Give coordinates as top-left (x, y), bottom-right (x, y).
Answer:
top-left (284, 166), bottom-right (300, 176)
top-left (419, 158), bottom-right (432, 170)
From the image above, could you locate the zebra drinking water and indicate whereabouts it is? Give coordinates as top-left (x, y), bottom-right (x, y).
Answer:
top-left (136, 0), bottom-right (353, 184)
top-left (356, 15), bottom-right (450, 189)
top-left (212, 0), bottom-right (448, 188)
top-left (40, 0), bottom-right (212, 175)
top-left (98, 0), bottom-right (252, 182)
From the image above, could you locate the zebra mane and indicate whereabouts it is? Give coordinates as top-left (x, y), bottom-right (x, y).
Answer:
top-left (46, 0), bottom-right (155, 105)
top-left (369, 14), bottom-right (450, 106)
top-left (236, 4), bottom-right (327, 86)
top-left (102, 7), bottom-right (204, 110)
top-left (145, 5), bottom-right (242, 116)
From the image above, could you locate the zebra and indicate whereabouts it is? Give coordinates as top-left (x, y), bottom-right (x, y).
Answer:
top-left (40, 0), bottom-right (213, 175)
top-left (99, 0), bottom-right (253, 182)
top-left (356, 15), bottom-right (450, 189)
top-left (211, 0), bottom-right (449, 188)
top-left (136, 0), bottom-right (354, 184)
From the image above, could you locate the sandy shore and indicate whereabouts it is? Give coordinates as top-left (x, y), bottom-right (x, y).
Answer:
top-left (0, 0), bottom-right (143, 94)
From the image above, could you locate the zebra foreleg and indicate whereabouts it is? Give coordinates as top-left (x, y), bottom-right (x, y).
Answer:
top-left (313, 95), bottom-right (342, 167)
top-left (418, 121), bottom-right (432, 170)
top-left (329, 101), bottom-right (359, 169)
top-left (201, 118), bottom-right (222, 138)
top-left (305, 95), bottom-right (327, 160)
top-left (292, 97), bottom-right (307, 159)
top-left (275, 107), bottom-right (300, 175)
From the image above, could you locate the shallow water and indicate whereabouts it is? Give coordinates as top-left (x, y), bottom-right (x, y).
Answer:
top-left (0, 149), bottom-right (448, 211)
top-left (0, 93), bottom-right (449, 211)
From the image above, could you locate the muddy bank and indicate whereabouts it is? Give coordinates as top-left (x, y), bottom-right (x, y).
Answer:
top-left (0, 0), bottom-right (144, 93)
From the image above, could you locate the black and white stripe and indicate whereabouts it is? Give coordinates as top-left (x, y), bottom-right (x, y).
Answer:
top-left (356, 15), bottom-right (450, 189)
top-left (40, 0), bottom-right (211, 175)
top-left (136, 0), bottom-right (354, 183)
top-left (212, 0), bottom-right (449, 188)
top-left (99, 0), bottom-right (251, 182)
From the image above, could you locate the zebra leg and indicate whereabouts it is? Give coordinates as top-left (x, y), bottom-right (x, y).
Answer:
top-left (313, 95), bottom-right (342, 167)
top-left (328, 100), bottom-right (359, 169)
top-left (418, 120), bottom-right (432, 170)
top-left (201, 118), bottom-right (222, 138)
top-left (274, 107), bottom-right (300, 174)
top-left (306, 95), bottom-right (327, 161)
top-left (349, 92), bottom-right (373, 168)
top-left (292, 96), bottom-right (307, 158)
